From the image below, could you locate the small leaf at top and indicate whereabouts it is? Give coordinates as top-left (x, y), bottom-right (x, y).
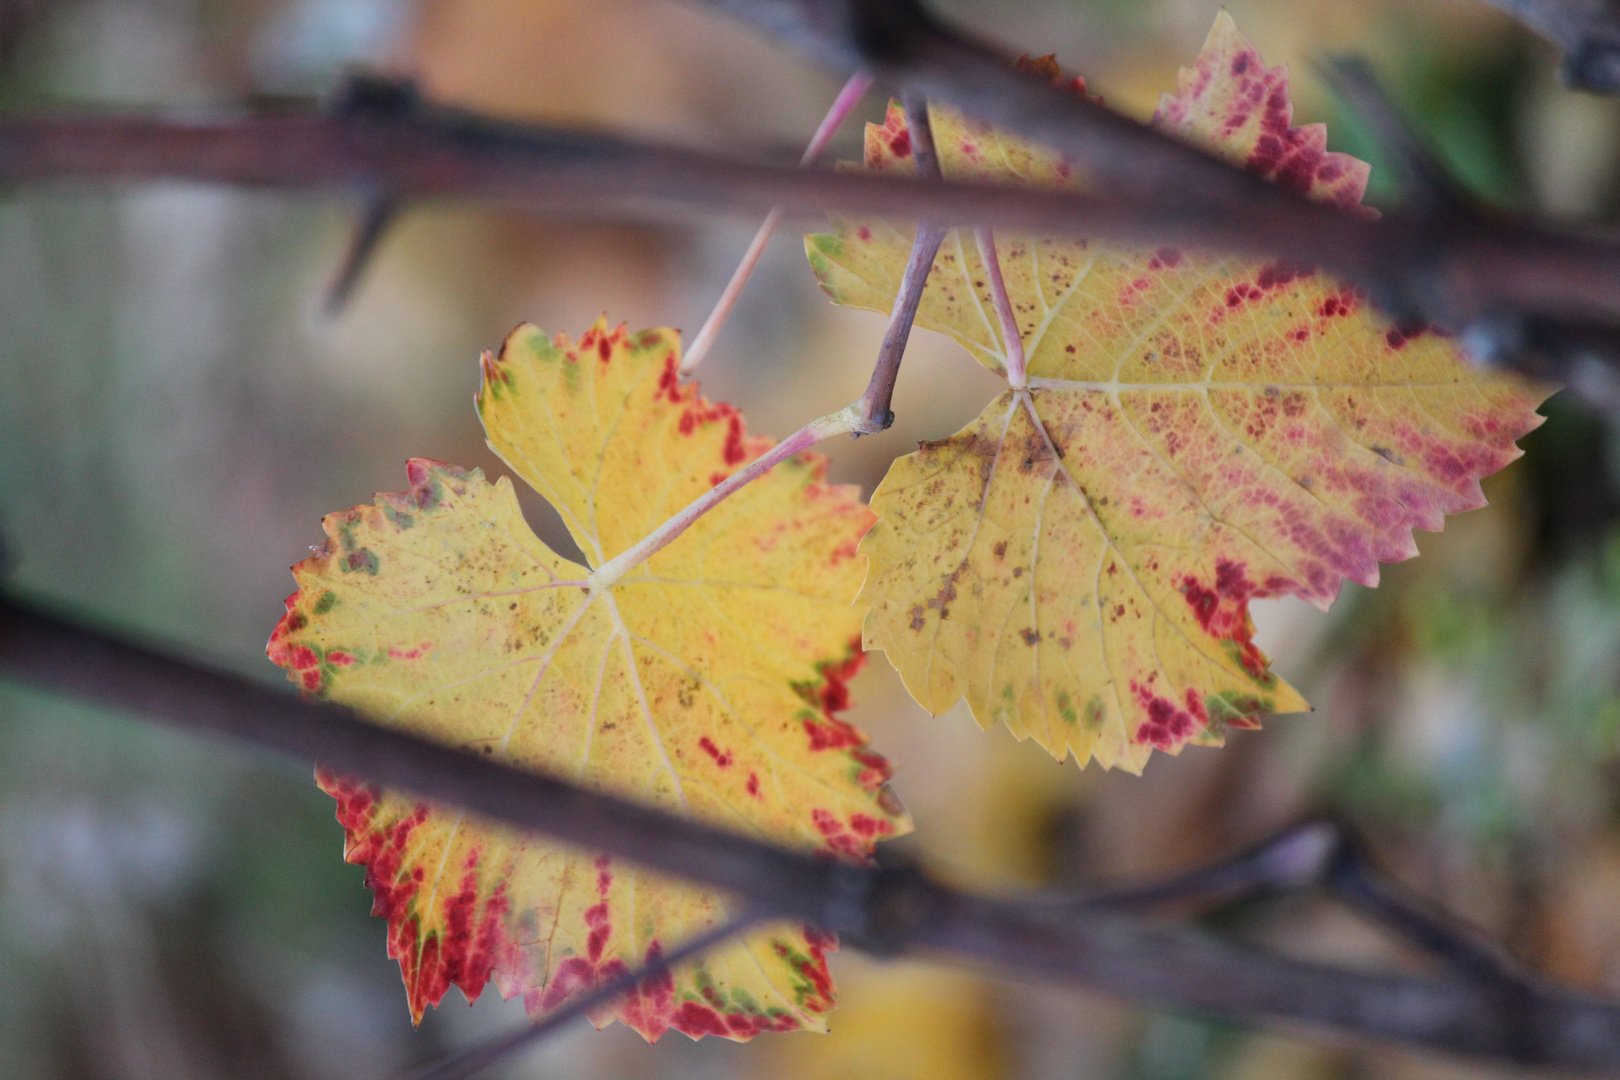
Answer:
top-left (268, 320), bottom-right (904, 1040)
top-left (806, 13), bottom-right (1551, 772)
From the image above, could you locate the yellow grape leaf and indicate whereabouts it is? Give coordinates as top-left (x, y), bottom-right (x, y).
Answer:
top-left (807, 14), bottom-right (1550, 772)
top-left (267, 319), bottom-right (904, 1040)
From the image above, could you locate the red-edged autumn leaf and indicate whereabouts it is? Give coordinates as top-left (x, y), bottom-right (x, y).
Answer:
top-left (267, 319), bottom-right (904, 1040)
top-left (807, 14), bottom-right (1550, 772)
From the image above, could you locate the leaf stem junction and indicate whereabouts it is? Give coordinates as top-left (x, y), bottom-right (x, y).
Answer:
top-left (586, 406), bottom-right (862, 591)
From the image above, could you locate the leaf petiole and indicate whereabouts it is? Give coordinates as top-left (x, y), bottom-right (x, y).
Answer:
top-left (851, 93), bottom-right (945, 434)
top-left (975, 226), bottom-right (1027, 388)
top-left (680, 71), bottom-right (874, 376)
top-left (593, 96), bottom-right (942, 588)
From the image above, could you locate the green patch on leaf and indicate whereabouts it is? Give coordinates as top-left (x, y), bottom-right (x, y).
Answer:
top-left (1205, 690), bottom-right (1272, 723)
top-left (1084, 695), bottom-right (1106, 732)
top-left (1223, 641), bottom-right (1277, 688)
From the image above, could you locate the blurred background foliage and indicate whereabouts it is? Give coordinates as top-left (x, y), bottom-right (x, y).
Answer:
top-left (2, 0), bottom-right (1619, 1077)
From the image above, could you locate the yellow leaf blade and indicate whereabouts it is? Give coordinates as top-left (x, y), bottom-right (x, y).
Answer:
top-left (269, 322), bottom-right (902, 1039)
top-left (813, 17), bottom-right (1551, 770)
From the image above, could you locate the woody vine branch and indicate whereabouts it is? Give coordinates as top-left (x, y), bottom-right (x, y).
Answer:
top-left (2, 56), bottom-right (1620, 386)
top-left (4, 593), bottom-right (1620, 1074)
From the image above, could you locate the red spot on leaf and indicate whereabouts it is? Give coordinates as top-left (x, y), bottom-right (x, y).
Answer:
top-left (1131, 682), bottom-right (1207, 749)
top-left (698, 736), bottom-right (734, 768)
top-left (1147, 247), bottom-right (1183, 270)
top-left (584, 901), bottom-right (611, 962)
top-left (1255, 261), bottom-right (1311, 290)
top-left (1225, 283), bottom-right (1263, 308)
top-left (657, 352), bottom-right (683, 404)
top-left (794, 927), bottom-right (836, 1009)
top-left (1182, 577), bottom-right (1218, 628)
top-left (811, 808), bottom-right (873, 860)
top-left (1180, 560), bottom-right (1270, 678)
top-left (672, 1001), bottom-right (731, 1037)
top-left (849, 813), bottom-right (893, 838)
top-left (1386, 324), bottom-right (1428, 350)
top-left (1216, 558), bottom-right (1253, 599)
top-left (1316, 292), bottom-right (1355, 318)
top-left (387, 642), bottom-right (432, 660)
top-left (722, 415), bottom-right (746, 465)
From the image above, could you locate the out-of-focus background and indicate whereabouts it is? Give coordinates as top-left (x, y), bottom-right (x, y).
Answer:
top-left (1, 0), bottom-right (1618, 1076)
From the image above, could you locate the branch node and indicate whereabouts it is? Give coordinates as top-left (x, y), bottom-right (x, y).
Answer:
top-left (850, 408), bottom-right (895, 437)
top-left (822, 857), bottom-right (936, 956)
top-left (328, 71), bottom-right (421, 121)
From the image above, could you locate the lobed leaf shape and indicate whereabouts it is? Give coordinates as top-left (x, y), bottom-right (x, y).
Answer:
top-left (267, 319), bottom-right (904, 1040)
top-left (806, 13), bottom-right (1551, 771)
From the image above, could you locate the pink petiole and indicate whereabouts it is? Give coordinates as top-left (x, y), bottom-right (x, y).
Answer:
top-left (975, 227), bottom-right (1027, 389)
top-left (679, 72), bottom-right (874, 377)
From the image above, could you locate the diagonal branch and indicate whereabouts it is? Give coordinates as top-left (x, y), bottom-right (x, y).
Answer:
top-left (1053, 820), bottom-right (1527, 982)
top-left (6, 590), bottom-right (1620, 1072)
top-left (402, 914), bottom-right (756, 1080)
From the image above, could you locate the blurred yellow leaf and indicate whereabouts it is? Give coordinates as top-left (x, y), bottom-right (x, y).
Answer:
top-left (761, 961), bottom-right (1005, 1080)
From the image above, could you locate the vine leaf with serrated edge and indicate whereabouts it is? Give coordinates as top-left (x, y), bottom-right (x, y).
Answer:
top-left (806, 13), bottom-right (1551, 772)
top-left (268, 319), bottom-right (906, 1040)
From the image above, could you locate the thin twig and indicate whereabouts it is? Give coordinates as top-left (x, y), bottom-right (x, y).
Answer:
top-left (1322, 830), bottom-right (1529, 985)
top-left (6, 592), bottom-right (1620, 1071)
top-left (851, 92), bottom-right (945, 433)
top-left (681, 71), bottom-right (872, 375)
top-left (974, 227), bottom-right (1027, 388)
top-left (401, 914), bottom-right (756, 1080)
top-left (322, 189), bottom-right (399, 316)
top-left (586, 100), bottom-right (939, 566)
top-left (1050, 820), bottom-right (1526, 982)
top-left (1049, 820), bottom-right (1342, 913)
